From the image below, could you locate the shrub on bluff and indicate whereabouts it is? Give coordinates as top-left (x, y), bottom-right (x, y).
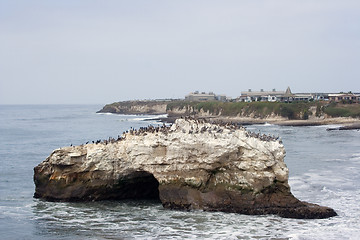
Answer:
top-left (34, 118), bottom-right (337, 219)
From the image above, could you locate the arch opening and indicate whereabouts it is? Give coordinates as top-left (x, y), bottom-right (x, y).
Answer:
top-left (113, 171), bottom-right (160, 201)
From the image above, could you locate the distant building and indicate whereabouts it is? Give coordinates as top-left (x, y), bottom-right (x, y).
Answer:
top-left (185, 91), bottom-right (229, 102)
top-left (312, 93), bottom-right (329, 101)
top-left (215, 94), bottom-right (228, 102)
top-left (185, 91), bottom-right (216, 101)
top-left (328, 93), bottom-right (359, 103)
top-left (292, 93), bottom-right (314, 102)
top-left (186, 89), bottom-right (360, 103)
top-left (239, 87), bottom-right (294, 102)
top-left (279, 87), bottom-right (295, 102)
top-left (237, 87), bottom-right (357, 103)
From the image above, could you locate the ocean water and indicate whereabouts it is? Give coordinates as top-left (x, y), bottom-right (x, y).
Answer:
top-left (0, 105), bottom-right (360, 240)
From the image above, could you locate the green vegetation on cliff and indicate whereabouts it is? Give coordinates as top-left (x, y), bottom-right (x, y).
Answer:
top-left (323, 102), bottom-right (360, 118)
top-left (167, 101), bottom-right (315, 120)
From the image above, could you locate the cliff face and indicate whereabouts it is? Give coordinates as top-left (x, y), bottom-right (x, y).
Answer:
top-left (97, 101), bottom-right (167, 115)
top-left (34, 119), bottom-right (336, 219)
top-left (98, 100), bottom-right (360, 123)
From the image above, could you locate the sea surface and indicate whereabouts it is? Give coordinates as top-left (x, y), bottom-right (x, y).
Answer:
top-left (0, 105), bottom-right (360, 240)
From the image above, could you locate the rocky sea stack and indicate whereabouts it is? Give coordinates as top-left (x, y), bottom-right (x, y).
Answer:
top-left (34, 119), bottom-right (336, 219)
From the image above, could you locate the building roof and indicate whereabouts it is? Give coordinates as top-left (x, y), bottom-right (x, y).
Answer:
top-left (284, 87), bottom-right (293, 96)
top-left (328, 93), bottom-right (358, 97)
top-left (186, 92), bottom-right (216, 97)
top-left (240, 90), bottom-right (285, 96)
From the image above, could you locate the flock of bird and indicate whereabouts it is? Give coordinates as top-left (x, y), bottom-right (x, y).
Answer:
top-left (71, 116), bottom-right (281, 147)
top-left (245, 131), bottom-right (281, 143)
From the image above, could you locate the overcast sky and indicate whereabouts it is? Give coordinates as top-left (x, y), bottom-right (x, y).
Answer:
top-left (1, 0), bottom-right (359, 104)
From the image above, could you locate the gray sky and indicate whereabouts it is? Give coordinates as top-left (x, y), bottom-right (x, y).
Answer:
top-left (1, 0), bottom-right (359, 104)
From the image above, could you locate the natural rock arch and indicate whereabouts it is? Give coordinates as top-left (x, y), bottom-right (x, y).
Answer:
top-left (34, 119), bottom-right (337, 218)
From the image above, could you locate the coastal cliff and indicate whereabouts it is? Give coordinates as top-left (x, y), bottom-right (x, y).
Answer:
top-left (34, 119), bottom-right (337, 219)
top-left (98, 100), bottom-right (360, 126)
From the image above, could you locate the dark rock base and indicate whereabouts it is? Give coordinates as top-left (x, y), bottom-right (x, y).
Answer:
top-left (34, 169), bottom-right (337, 219)
top-left (159, 184), bottom-right (337, 219)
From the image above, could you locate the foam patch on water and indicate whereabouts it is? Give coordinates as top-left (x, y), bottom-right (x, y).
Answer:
top-left (351, 153), bottom-right (360, 160)
top-left (314, 124), bottom-right (343, 129)
top-left (133, 114), bottom-right (168, 121)
top-left (96, 112), bottom-right (114, 116)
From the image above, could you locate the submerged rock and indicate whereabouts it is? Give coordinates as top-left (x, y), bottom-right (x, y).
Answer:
top-left (34, 119), bottom-right (336, 219)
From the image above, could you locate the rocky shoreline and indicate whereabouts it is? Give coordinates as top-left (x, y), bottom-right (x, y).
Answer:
top-left (34, 119), bottom-right (337, 219)
top-left (326, 123), bottom-right (360, 131)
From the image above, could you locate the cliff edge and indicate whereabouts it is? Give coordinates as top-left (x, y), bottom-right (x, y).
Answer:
top-left (34, 119), bottom-right (336, 219)
top-left (97, 101), bottom-right (167, 115)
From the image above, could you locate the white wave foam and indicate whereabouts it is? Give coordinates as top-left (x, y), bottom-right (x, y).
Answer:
top-left (132, 114), bottom-right (168, 121)
top-left (132, 117), bottom-right (154, 121)
top-left (351, 153), bottom-right (360, 160)
top-left (96, 112), bottom-right (115, 116)
top-left (314, 124), bottom-right (343, 128)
